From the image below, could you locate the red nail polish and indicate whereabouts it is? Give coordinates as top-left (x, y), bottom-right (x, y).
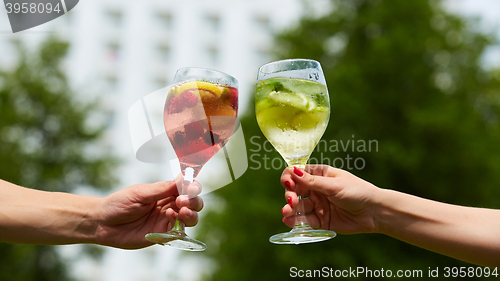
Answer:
top-left (281, 206), bottom-right (286, 216)
top-left (293, 166), bottom-right (304, 177)
top-left (285, 181), bottom-right (291, 189)
top-left (287, 197), bottom-right (293, 205)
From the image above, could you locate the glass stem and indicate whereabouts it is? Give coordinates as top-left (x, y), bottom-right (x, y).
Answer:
top-left (171, 167), bottom-right (195, 234)
top-left (291, 196), bottom-right (314, 232)
top-left (290, 164), bottom-right (314, 232)
top-left (171, 220), bottom-right (185, 233)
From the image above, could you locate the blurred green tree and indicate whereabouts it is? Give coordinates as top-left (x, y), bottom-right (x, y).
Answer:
top-left (199, 0), bottom-right (500, 280)
top-left (0, 38), bottom-right (117, 280)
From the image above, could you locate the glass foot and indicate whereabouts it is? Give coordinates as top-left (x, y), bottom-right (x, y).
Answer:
top-left (145, 231), bottom-right (206, 251)
top-left (270, 229), bottom-right (336, 245)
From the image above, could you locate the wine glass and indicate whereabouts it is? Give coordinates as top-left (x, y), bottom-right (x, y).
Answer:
top-left (145, 67), bottom-right (239, 251)
top-left (255, 59), bottom-right (336, 244)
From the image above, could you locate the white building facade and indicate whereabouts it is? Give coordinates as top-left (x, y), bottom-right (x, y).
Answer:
top-left (1, 1), bottom-right (303, 280)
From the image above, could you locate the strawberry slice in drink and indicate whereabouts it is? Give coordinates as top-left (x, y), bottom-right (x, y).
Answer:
top-left (164, 80), bottom-right (237, 168)
top-left (180, 90), bottom-right (199, 108)
top-left (167, 96), bottom-right (183, 114)
top-left (184, 122), bottom-right (205, 141)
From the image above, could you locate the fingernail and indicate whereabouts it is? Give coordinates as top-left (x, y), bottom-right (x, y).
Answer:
top-left (293, 166), bottom-right (304, 177)
top-left (287, 196), bottom-right (293, 205)
top-left (281, 206), bottom-right (286, 216)
top-left (285, 181), bottom-right (291, 189)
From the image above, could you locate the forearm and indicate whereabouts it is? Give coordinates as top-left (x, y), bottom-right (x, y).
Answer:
top-left (375, 189), bottom-right (500, 267)
top-left (0, 180), bottom-right (99, 245)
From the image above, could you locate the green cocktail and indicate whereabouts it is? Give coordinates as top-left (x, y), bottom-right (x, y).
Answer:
top-left (256, 77), bottom-right (329, 167)
top-left (255, 59), bottom-right (336, 244)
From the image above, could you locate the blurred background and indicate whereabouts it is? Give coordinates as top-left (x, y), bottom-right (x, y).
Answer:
top-left (1, 0), bottom-right (500, 280)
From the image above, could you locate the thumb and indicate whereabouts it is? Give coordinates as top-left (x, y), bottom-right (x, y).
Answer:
top-left (288, 166), bottom-right (339, 196)
top-left (131, 181), bottom-right (178, 204)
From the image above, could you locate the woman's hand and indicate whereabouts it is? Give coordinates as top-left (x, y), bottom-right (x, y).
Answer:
top-left (280, 165), bottom-right (380, 234)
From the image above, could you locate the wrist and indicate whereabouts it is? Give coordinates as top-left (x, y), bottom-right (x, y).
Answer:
top-left (68, 194), bottom-right (101, 244)
top-left (371, 188), bottom-right (398, 235)
top-left (372, 188), bottom-right (433, 237)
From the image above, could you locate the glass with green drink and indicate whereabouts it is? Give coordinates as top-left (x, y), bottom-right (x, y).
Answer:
top-left (255, 59), bottom-right (336, 244)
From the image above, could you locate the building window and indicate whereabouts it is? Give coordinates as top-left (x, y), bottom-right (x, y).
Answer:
top-left (106, 40), bottom-right (121, 62)
top-left (107, 8), bottom-right (122, 27)
top-left (206, 13), bottom-right (220, 32)
top-left (104, 72), bottom-right (118, 92)
top-left (207, 45), bottom-right (219, 63)
top-left (157, 42), bottom-right (170, 62)
top-left (156, 10), bottom-right (173, 29)
top-left (254, 14), bottom-right (270, 30)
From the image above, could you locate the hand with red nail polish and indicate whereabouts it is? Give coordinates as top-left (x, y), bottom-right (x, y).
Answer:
top-left (293, 166), bottom-right (304, 177)
top-left (280, 164), bottom-right (500, 267)
top-left (280, 164), bottom-right (379, 235)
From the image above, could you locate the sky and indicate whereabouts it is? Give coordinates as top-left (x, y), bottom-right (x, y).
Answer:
top-left (447, 0), bottom-right (500, 68)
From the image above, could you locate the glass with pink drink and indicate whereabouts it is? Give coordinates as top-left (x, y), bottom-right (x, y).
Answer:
top-left (146, 67), bottom-right (238, 251)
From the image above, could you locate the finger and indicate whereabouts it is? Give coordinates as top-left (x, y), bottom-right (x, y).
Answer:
top-left (173, 174), bottom-right (185, 194)
top-left (165, 207), bottom-right (178, 224)
top-left (281, 169), bottom-right (295, 191)
top-left (130, 181), bottom-right (179, 204)
top-left (282, 216), bottom-right (295, 228)
top-left (305, 164), bottom-right (344, 178)
top-left (178, 207), bottom-right (199, 227)
top-left (157, 196), bottom-right (177, 210)
top-left (176, 195), bottom-right (204, 212)
top-left (281, 203), bottom-right (294, 218)
top-left (172, 174), bottom-right (202, 198)
top-left (283, 191), bottom-right (316, 213)
top-left (282, 214), bottom-right (320, 229)
top-left (284, 190), bottom-right (298, 206)
top-left (304, 164), bottom-right (328, 176)
top-left (281, 167), bottom-right (311, 197)
top-left (289, 166), bottom-right (339, 195)
top-left (186, 180), bottom-right (202, 198)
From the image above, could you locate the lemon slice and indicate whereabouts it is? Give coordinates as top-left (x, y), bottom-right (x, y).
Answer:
top-left (255, 98), bottom-right (276, 114)
top-left (175, 81), bottom-right (222, 96)
top-left (291, 107), bottom-right (329, 130)
top-left (266, 91), bottom-right (316, 112)
top-left (257, 105), bottom-right (300, 131)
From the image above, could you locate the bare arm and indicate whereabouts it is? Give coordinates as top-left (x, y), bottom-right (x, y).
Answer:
top-left (376, 189), bottom-right (500, 267)
top-left (0, 178), bottom-right (203, 249)
top-left (0, 179), bottom-right (98, 245)
top-left (280, 165), bottom-right (500, 267)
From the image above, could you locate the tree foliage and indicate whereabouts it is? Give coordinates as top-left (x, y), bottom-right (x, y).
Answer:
top-left (0, 38), bottom-right (117, 281)
top-left (199, 0), bottom-right (500, 280)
